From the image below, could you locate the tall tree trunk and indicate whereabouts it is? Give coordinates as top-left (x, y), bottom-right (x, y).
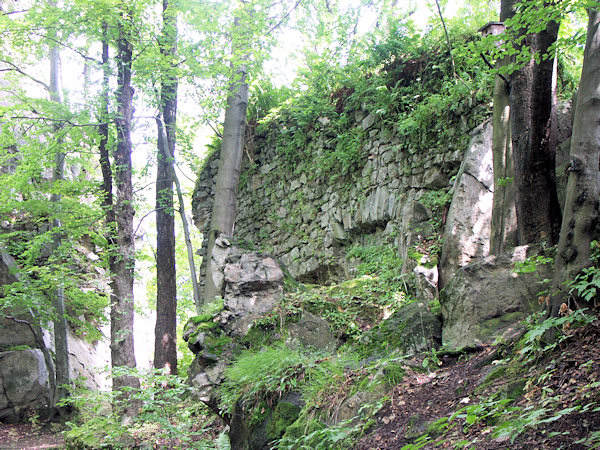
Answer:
top-left (552, 9), bottom-right (600, 314)
top-left (111, 15), bottom-right (140, 406)
top-left (203, 54), bottom-right (249, 303)
top-left (154, 0), bottom-right (178, 375)
top-left (47, 3), bottom-right (69, 409)
top-left (490, 0), bottom-right (519, 255)
top-left (510, 4), bottom-right (561, 245)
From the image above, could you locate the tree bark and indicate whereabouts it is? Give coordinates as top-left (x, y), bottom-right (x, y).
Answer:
top-left (172, 163), bottom-right (202, 313)
top-left (510, 4), bottom-right (561, 245)
top-left (490, 60), bottom-right (517, 253)
top-left (154, 0), bottom-right (178, 376)
top-left (203, 57), bottom-right (249, 303)
top-left (490, 0), bottom-right (519, 254)
top-left (111, 16), bottom-right (140, 403)
top-left (47, 4), bottom-right (69, 409)
top-left (552, 9), bottom-right (600, 314)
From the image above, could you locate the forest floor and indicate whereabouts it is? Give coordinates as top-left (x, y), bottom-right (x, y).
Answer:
top-left (1, 316), bottom-right (599, 449)
top-left (0, 421), bottom-right (64, 449)
top-left (356, 315), bottom-right (600, 449)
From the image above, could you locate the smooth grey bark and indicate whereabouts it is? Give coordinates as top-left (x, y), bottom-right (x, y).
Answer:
top-left (490, 1), bottom-right (518, 254)
top-left (47, 19), bottom-right (70, 409)
top-left (552, 9), bottom-right (600, 314)
top-left (203, 62), bottom-right (249, 304)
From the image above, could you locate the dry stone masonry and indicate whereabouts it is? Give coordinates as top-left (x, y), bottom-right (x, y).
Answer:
top-left (194, 107), bottom-right (477, 287)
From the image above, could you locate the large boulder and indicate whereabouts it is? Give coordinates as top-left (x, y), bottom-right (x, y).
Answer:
top-left (221, 250), bottom-right (284, 336)
top-left (286, 311), bottom-right (339, 351)
top-left (440, 245), bottom-right (550, 350)
top-left (0, 315), bottom-right (37, 352)
top-left (364, 300), bottom-right (442, 355)
top-left (439, 121), bottom-right (494, 288)
top-left (0, 349), bottom-right (50, 422)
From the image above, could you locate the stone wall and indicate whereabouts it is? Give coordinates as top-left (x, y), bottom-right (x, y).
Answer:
top-left (193, 106), bottom-right (484, 284)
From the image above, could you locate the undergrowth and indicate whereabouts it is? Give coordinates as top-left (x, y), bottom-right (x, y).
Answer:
top-left (399, 308), bottom-right (600, 449)
top-left (61, 368), bottom-right (222, 449)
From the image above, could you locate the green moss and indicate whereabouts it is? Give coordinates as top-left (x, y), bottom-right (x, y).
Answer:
top-left (282, 417), bottom-right (326, 442)
top-left (248, 399), bottom-right (270, 429)
top-left (474, 311), bottom-right (526, 342)
top-left (191, 313), bottom-right (216, 324)
top-left (266, 401), bottom-right (301, 440)
top-left (481, 366), bottom-right (508, 387)
top-left (7, 345), bottom-right (32, 351)
top-left (196, 321), bottom-right (218, 331)
top-left (502, 379), bottom-right (526, 400)
top-left (203, 335), bottom-right (232, 356)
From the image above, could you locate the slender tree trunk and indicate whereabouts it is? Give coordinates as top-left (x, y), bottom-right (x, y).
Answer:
top-left (47, 7), bottom-right (69, 409)
top-left (172, 161), bottom-right (202, 313)
top-left (510, 4), bottom-right (561, 245)
top-left (203, 47), bottom-right (249, 303)
top-left (111, 16), bottom-right (140, 404)
top-left (552, 9), bottom-right (600, 314)
top-left (154, 0), bottom-right (178, 375)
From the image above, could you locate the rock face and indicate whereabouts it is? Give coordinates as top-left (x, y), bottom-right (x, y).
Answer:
top-left (440, 245), bottom-right (551, 350)
top-left (439, 121), bottom-right (494, 288)
top-left (0, 349), bottom-right (50, 422)
top-left (364, 300), bottom-right (442, 355)
top-left (0, 256), bottom-right (110, 422)
top-left (193, 103), bottom-right (478, 286)
top-left (221, 248), bottom-right (284, 336)
top-left (185, 247), bottom-right (286, 404)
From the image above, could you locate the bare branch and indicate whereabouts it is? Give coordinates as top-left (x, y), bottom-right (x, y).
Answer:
top-left (9, 116), bottom-right (107, 127)
top-left (265, 0), bottom-right (302, 36)
top-left (208, 121), bottom-right (223, 138)
top-left (0, 60), bottom-right (50, 91)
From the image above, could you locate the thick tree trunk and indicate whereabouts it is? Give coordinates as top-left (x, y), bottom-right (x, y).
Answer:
top-left (203, 64), bottom-right (249, 303)
top-left (490, 0), bottom-right (519, 254)
top-left (490, 61), bottom-right (517, 254)
top-left (154, 0), bottom-right (178, 376)
top-left (552, 9), bottom-right (600, 314)
top-left (510, 6), bottom-right (561, 245)
top-left (111, 20), bottom-right (140, 402)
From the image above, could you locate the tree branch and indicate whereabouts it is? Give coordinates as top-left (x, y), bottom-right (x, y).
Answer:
top-left (479, 52), bottom-right (510, 87)
top-left (0, 61), bottom-right (50, 91)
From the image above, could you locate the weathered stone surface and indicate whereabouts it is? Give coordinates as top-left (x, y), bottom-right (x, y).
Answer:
top-left (439, 121), bottom-right (494, 288)
top-left (286, 311), bottom-right (339, 351)
top-left (0, 349), bottom-right (50, 422)
top-left (440, 245), bottom-right (550, 350)
top-left (362, 299), bottom-right (442, 355)
top-left (0, 316), bottom-right (37, 352)
top-left (222, 251), bottom-right (284, 336)
top-left (335, 379), bottom-right (389, 425)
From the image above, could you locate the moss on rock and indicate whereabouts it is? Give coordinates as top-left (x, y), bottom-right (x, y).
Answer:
top-left (266, 401), bottom-right (301, 441)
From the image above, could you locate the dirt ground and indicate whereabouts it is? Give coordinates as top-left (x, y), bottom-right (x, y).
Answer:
top-left (0, 422), bottom-right (64, 450)
top-left (356, 318), bottom-right (600, 449)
